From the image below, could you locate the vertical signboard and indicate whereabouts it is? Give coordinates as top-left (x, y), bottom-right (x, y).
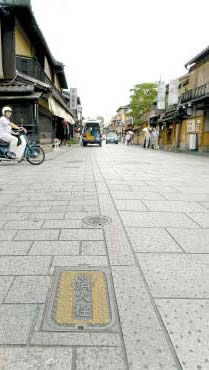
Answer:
top-left (168, 79), bottom-right (179, 106)
top-left (70, 88), bottom-right (77, 110)
top-left (157, 82), bottom-right (166, 110)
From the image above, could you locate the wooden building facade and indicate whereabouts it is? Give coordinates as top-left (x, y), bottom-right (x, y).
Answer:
top-left (0, 0), bottom-right (74, 143)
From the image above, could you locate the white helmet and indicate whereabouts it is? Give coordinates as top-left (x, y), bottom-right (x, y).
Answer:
top-left (2, 106), bottom-right (12, 115)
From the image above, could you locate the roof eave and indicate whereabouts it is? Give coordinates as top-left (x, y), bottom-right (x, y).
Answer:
top-left (185, 46), bottom-right (209, 69)
top-left (1, 3), bottom-right (68, 89)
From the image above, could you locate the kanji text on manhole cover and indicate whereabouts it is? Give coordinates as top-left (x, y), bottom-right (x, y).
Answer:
top-left (42, 267), bottom-right (117, 331)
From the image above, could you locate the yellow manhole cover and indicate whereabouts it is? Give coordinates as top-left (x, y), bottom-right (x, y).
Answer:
top-left (55, 271), bottom-right (110, 326)
top-left (43, 267), bottom-right (116, 331)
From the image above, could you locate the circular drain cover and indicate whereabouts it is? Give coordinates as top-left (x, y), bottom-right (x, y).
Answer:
top-left (82, 215), bottom-right (112, 226)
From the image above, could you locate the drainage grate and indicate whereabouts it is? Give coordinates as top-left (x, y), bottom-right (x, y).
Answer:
top-left (42, 267), bottom-right (118, 332)
top-left (82, 215), bottom-right (112, 226)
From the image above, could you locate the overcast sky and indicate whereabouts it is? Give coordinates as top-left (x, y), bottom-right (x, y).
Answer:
top-left (32, 0), bottom-right (209, 122)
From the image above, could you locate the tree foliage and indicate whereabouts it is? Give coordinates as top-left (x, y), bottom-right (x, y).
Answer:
top-left (129, 83), bottom-right (157, 126)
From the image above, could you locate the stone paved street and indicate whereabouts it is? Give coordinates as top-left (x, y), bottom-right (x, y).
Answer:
top-left (0, 144), bottom-right (209, 370)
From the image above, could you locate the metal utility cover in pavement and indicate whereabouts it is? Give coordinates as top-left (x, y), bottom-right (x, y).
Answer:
top-left (42, 267), bottom-right (117, 332)
top-left (82, 215), bottom-right (112, 226)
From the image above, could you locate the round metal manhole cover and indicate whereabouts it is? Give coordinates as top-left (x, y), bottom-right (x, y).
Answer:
top-left (82, 215), bottom-right (112, 226)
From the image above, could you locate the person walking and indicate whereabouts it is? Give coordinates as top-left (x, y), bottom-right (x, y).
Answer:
top-left (151, 127), bottom-right (159, 149)
top-left (144, 129), bottom-right (151, 149)
top-left (125, 132), bottom-right (131, 146)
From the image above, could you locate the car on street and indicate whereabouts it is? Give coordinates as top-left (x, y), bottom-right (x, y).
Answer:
top-left (106, 132), bottom-right (119, 144)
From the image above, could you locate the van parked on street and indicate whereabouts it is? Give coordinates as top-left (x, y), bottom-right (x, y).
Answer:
top-left (82, 121), bottom-right (102, 147)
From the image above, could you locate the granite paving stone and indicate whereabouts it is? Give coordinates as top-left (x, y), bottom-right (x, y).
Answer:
top-left (51, 256), bottom-right (108, 273)
top-left (60, 228), bottom-right (104, 241)
top-left (120, 211), bottom-right (199, 228)
top-left (65, 211), bottom-right (95, 219)
top-left (163, 192), bottom-right (209, 201)
top-left (0, 213), bottom-right (29, 220)
top-left (70, 199), bottom-right (99, 206)
top-left (0, 347), bottom-right (73, 370)
top-left (0, 276), bottom-right (13, 303)
top-left (81, 240), bottom-right (107, 255)
top-left (199, 201), bottom-right (209, 210)
top-left (0, 304), bottom-right (37, 344)
top-left (0, 230), bottom-right (17, 240)
top-left (0, 241), bottom-right (32, 255)
top-left (28, 212), bottom-right (65, 220)
top-left (0, 220), bottom-right (6, 228)
top-left (111, 191), bottom-right (165, 200)
top-left (0, 256), bottom-right (51, 275)
top-left (144, 200), bottom-right (207, 213)
top-left (49, 206), bottom-right (69, 212)
top-left (156, 299), bottom-right (209, 370)
top-left (3, 220), bottom-right (44, 229)
top-left (167, 228), bottom-right (209, 253)
top-left (31, 331), bottom-right (121, 347)
top-left (114, 199), bottom-right (147, 211)
top-left (15, 229), bottom-right (59, 240)
top-left (188, 212), bottom-right (209, 228)
top-left (112, 266), bottom-right (178, 369)
top-left (98, 194), bottom-right (136, 265)
top-left (76, 348), bottom-right (126, 370)
top-left (5, 276), bottom-right (51, 303)
top-left (130, 185), bottom-right (177, 193)
top-left (136, 254), bottom-right (209, 298)
top-left (42, 219), bottom-right (82, 229)
top-left (19, 206), bottom-right (52, 213)
top-left (0, 207), bottom-right (20, 213)
top-left (29, 240), bottom-right (80, 255)
top-left (127, 227), bottom-right (182, 253)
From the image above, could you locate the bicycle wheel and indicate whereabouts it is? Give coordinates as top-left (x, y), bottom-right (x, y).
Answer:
top-left (26, 145), bottom-right (45, 165)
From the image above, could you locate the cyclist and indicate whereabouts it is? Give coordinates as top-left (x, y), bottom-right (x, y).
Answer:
top-left (0, 106), bottom-right (26, 159)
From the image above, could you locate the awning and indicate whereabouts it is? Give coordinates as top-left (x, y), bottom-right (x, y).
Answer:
top-left (48, 97), bottom-right (75, 124)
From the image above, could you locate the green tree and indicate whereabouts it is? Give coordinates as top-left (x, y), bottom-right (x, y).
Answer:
top-left (129, 83), bottom-right (157, 126)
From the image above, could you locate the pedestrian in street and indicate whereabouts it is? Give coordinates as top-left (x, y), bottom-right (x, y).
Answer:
top-left (151, 127), bottom-right (159, 149)
top-left (125, 132), bottom-right (131, 146)
top-left (62, 120), bottom-right (70, 145)
top-left (144, 129), bottom-right (151, 149)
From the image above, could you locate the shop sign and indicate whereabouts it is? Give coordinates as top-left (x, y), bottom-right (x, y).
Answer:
top-left (196, 119), bottom-right (201, 132)
top-left (157, 81), bottom-right (166, 110)
top-left (187, 119), bottom-right (201, 133)
top-left (187, 120), bottom-right (195, 132)
top-left (70, 88), bottom-right (77, 110)
top-left (168, 79), bottom-right (179, 106)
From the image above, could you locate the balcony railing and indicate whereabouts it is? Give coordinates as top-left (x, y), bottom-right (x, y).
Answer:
top-left (179, 83), bottom-right (209, 104)
top-left (16, 56), bottom-right (63, 100)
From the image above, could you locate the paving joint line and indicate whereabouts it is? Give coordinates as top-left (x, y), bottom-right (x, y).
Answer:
top-left (2, 276), bottom-right (16, 304)
top-left (165, 228), bottom-right (186, 253)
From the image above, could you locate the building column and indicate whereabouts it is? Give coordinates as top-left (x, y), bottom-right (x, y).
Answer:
top-left (0, 20), bottom-right (4, 79)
